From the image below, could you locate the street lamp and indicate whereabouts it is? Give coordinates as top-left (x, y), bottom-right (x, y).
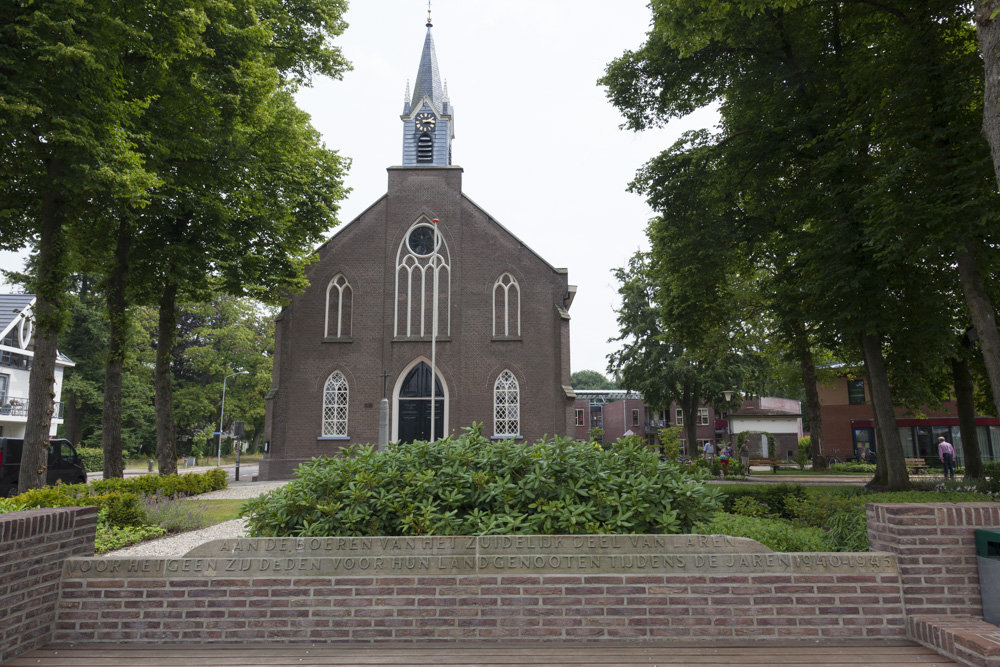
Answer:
top-left (430, 217), bottom-right (440, 443)
top-left (217, 371), bottom-right (249, 467)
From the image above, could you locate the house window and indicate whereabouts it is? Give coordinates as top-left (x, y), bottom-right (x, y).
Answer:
top-left (322, 371), bottom-right (349, 437)
top-left (575, 409), bottom-right (584, 427)
top-left (493, 273), bottom-right (521, 337)
top-left (675, 408), bottom-right (683, 426)
top-left (679, 439), bottom-right (686, 455)
top-left (632, 409), bottom-right (639, 426)
top-left (848, 379), bottom-right (866, 405)
top-left (494, 370), bottom-right (519, 437)
top-left (698, 408), bottom-right (710, 426)
top-left (325, 274), bottom-right (352, 339)
top-left (0, 374), bottom-right (7, 405)
top-left (395, 221), bottom-right (450, 339)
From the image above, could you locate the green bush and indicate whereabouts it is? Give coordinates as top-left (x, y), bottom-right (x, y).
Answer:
top-left (242, 428), bottom-right (723, 537)
top-left (829, 462), bottom-right (877, 474)
top-left (76, 447), bottom-right (103, 473)
top-left (796, 437), bottom-right (810, 470)
top-left (732, 496), bottom-right (772, 518)
top-left (695, 512), bottom-right (830, 552)
top-left (95, 523), bottom-right (166, 554)
top-left (719, 484), bottom-right (806, 520)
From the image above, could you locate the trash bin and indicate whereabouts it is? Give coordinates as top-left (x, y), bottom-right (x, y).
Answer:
top-left (976, 529), bottom-right (1000, 625)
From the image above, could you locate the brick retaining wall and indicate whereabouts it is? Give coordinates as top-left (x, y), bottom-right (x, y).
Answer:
top-left (53, 571), bottom-right (906, 642)
top-left (0, 506), bottom-right (97, 662)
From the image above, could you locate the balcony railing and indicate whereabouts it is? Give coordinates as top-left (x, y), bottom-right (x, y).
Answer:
top-left (0, 395), bottom-right (64, 420)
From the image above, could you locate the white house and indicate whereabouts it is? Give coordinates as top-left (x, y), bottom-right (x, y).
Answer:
top-left (0, 295), bottom-right (74, 438)
top-left (728, 397), bottom-right (804, 459)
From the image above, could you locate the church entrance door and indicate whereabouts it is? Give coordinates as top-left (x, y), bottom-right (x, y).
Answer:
top-left (396, 362), bottom-right (445, 443)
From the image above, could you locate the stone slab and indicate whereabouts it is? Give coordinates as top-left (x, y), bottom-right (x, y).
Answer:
top-left (184, 533), bottom-right (773, 558)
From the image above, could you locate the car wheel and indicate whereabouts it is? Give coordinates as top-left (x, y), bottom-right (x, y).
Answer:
top-left (6, 485), bottom-right (18, 498)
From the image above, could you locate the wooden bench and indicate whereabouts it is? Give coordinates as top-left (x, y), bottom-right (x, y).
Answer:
top-left (749, 457), bottom-right (784, 473)
top-left (905, 457), bottom-right (929, 474)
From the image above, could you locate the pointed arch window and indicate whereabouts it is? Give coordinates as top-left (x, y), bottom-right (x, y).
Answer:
top-left (325, 274), bottom-right (352, 340)
top-left (493, 273), bottom-right (521, 338)
top-left (494, 370), bottom-right (520, 438)
top-left (322, 371), bottom-right (349, 437)
top-left (395, 221), bottom-right (450, 339)
top-left (416, 132), bottom-right (434, 163)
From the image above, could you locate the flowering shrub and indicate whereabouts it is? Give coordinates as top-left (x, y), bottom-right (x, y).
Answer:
top-left (242, 426), bottom-right (723, 537)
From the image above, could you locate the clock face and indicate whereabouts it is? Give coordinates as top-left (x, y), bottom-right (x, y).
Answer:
top-left (408, 226), bottom-right (436, 255)
top-left (415, 112), bottom-right (436, 132)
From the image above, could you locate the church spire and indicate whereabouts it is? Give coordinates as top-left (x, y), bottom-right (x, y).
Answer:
top-left (401, 3), bottom-right (454, 167)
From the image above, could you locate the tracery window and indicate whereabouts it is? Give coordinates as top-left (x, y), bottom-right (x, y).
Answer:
top-left (492, 273), bottom-right (520, 337)
top-left (322, 371), bottom-right (349, 437)
top-left (395, 221), bottom-right (450, 338)
top-left (325, 274), bottom-right (352, 339)
top-left (494, 370), bottom-right (520, 438)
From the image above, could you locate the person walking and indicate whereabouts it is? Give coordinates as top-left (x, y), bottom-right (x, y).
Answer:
top-left (739, 440), bottom-right (750, 475)
top-left (719, 445), bottom-right (732, 476)
top-left (938, 436), bottom-right (956, 481)
top-left (703, 440), bottom-right (715, 462)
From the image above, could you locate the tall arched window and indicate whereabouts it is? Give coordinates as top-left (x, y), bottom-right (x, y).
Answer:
top-left (494, 370), bottom-right (520, 438)
top-left (493, 273), bottom-right (520, 337)
top-left (325, 274), bottom-right (352, 339)
top-left (322, 371), bottom-right (349, 437)
top-left (395, 221), bottom-right (450, 339)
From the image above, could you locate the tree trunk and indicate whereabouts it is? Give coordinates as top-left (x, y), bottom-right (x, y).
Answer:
top-left (101, 215), bottom-right (130, 479)
top-left (955, 232), bottom-right (1000, 424)
top-left (955, 333), bottom-right (984, 480)
top-left (977, 0), bottom-right (1000, 189)
top-left (62, 390), bottom-right (83, 445)
top-left (19, 158), bottom-right (68, 493)
top-left (154, 283), bottom-right (178, 475)
top-left (795, 328), bottom-right (826, 470)
top-left (860, 332), bottom-right (910, 491)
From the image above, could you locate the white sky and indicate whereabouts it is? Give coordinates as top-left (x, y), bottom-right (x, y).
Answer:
top-left (0, 0), bottom-right (718, 375)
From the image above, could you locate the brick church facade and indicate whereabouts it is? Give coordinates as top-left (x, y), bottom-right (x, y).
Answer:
top-left (259, 19), bottom-right (575, 480)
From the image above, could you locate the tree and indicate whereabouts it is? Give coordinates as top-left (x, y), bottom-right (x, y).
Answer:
top-left (602, 0), bottom-right (998, 490)
top-left (0, 0), bottom-right (158, 491)
top-left (570, 370), bottom-right (617, 390)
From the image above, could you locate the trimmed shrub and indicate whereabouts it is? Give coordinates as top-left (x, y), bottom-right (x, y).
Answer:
top-left (242, 428), bottom-right (723, 537)
top-left (76, 447), bottom-right (104, 473)
top-left (829, 462), bottom-right (876, 474)
top-left (695, 512), bottom-right (830, 552)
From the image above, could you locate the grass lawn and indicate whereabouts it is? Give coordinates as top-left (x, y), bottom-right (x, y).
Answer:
top-left (181, 498), bottom-right (247, 525)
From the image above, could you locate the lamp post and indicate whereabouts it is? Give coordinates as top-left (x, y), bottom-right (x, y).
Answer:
top-left (429, 217), bottom-right (440, 442)
top-left (722, 390), bottom-right (737, 448)
top-left (217, 371), bottom-right (249, 467)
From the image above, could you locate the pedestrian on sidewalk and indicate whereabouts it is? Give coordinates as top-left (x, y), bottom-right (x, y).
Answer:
top-left (938, 436), bottom-right (956, 480)
top-left (703, 440), bottom-right (715, 462)
top-left (739, 439), bottom-right (750, 474)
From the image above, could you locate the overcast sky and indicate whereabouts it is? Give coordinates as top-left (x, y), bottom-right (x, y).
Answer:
top-left (0, 1), bottom-right (718, 375)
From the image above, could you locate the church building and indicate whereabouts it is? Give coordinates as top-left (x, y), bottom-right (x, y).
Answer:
top-left (259, 17), bottom-right (576, 480)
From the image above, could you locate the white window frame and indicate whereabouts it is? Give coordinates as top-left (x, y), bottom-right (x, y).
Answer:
top-left (697, 408), bottom-right (710, 426)
top-left (675, 408), bottom-right (684, 426)
top-left (494, 370), bottom-right (520, 438)
top-left (575, 409), bottom-right (584, 427)
top-left (395, 220), bottom-right (451, 338)
top-left (322, 371), bottom-right (349, 437)
top-left (325, 274), bottom-right (352, 339)
top-left (492, 273), bottom-right (521, 337)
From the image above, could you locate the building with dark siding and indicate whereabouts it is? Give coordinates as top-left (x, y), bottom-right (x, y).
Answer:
top-left (260, 20), bottom-right (575, 480)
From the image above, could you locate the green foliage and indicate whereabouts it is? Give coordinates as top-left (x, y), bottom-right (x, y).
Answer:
top-left (587, 427), bottom-right (605, 443)
top-left (242, 431), bottom-right (723, 538)
top-left (767, 432), bottom-right (777, 460)
top-left (719, 484), bottom-right (806, 521)
top-left (659, 426), bottom-right (681, 461)
top-left (796, 437), bottom-right (810, 470)
top-left (695, 513), bottom-right (830, 552)
top-left (141, 491), bottom-right (206, 533)
top-left (95, 522), bottom-right (167, 554)
top-left (829, 462), bottom-right (877, 474)
top-left (731, 496), bottom-right (771, 518)
top-left (0, 498), bottom-right (26, 514)
top-left (570, 370), bottom-right (617, 390)
top-left (76, 447), bottom-right (104, 473)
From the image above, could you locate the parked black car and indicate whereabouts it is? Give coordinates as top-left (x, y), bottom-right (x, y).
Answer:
top-left (0, 437), bottom-right (87, 497)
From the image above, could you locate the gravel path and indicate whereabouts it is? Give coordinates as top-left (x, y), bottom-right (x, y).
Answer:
top-left (104, 481), bottom-right (288, 558)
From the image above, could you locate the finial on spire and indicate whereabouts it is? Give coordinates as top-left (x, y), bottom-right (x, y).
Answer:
top-left (404, 79), bottom-right (411, 102)
top-left (443, 80), bottom-right (449, 102)
top-left (426, 0), bottom-right (432, 27)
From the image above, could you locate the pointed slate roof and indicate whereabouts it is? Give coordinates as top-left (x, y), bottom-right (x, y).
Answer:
top-left (410, 23), bottom-right (445, 110)
top-left (0, 294), bottom-right (34, 338)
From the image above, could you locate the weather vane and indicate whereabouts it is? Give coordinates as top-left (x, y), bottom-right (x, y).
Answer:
top-left (427, 0), bottom-right (432, 27)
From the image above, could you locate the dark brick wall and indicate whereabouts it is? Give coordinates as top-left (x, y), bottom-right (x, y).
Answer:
top-left (261, 167), bottom-right (573, 480)
top-left (54, 571), bottom-right (905, 643)
top-left (0, 506), bottom-right (97, 663)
